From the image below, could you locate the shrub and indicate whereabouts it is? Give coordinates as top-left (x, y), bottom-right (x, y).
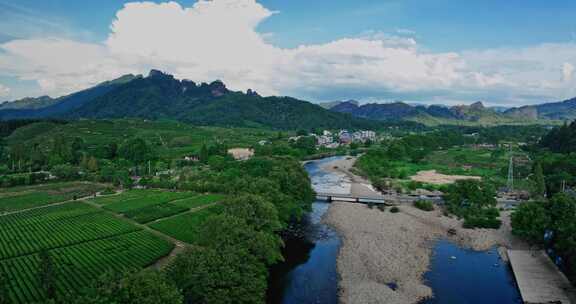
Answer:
top-left (463, 217), bottom-right (502, 229)
top-left (377, 204), bottom-right (386, 212)
top-left (414, 200), bottom-right (434, 211)
top-left (390, 206), bottom-right (400, 213)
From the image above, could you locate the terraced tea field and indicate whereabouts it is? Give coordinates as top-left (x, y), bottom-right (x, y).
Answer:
top-left (149, 204), bottom-right (224, 244)
top-left (1, 231), bottom-right (172, 303)
top-left (0, 186), bottom-right (226, 303)
top-left (89, 190), bottom-right (224, 223)
top-left (0, 182), bottom-right (106, 213)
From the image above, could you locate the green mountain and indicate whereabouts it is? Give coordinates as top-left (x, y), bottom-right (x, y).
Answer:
top-left (35, 70), bottom-right (382, 130)
top-left (0, 96), bottom-right (58, 110)
top-left (0, 74), bottom-right (139, 120)
top-left (328, 100), bottom-right (566, 126)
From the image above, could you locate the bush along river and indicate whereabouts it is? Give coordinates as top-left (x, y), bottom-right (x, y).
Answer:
top-left (268, 156), bottom-right (522, 304)
top-left (267, 157), bottom-right (346, 304)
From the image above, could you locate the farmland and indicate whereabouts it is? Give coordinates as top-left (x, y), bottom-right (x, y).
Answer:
top-left (1, 231), bottom-right (173, 303)
top-left (0, 182), bottom-right (106, 213)
top-left (149, 204), bottom-right (224, 244)
top-left (0, 186), bottom-right (230, 303)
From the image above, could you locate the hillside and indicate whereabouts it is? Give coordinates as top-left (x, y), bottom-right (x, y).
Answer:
top-left (67, 70), bottom-right (381, 130)
top-left (0, 74), bottom-right (139, 120)
top-left (0, 96), bottom-right (58, 110)
top-left (505, 97), bottom-right (576, 121)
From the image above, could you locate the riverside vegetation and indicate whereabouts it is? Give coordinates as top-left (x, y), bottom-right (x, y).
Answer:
top-left (0, 119), bottom-right (316, 303)
top-left (1, 116), bottom-right (575, 303)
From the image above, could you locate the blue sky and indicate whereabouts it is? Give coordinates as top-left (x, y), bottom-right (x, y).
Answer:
top-left (5, 0), bottom-right (576, 50)
top-left (1, 0), bottom-right (576, 106)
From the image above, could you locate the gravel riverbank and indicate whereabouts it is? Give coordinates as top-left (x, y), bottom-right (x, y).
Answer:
top-left (319, 157), bottom-right (527, 304)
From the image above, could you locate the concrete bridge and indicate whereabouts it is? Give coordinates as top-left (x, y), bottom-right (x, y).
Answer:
top-left (315, 192), bottom-right (443, 205)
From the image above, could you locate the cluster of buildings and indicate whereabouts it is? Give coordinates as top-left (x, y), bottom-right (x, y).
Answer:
top-left (290, 129), bottom-right (377, 148)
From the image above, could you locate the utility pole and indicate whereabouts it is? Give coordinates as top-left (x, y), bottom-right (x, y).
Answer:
top-left (506, 144), bottom-right (514, 192)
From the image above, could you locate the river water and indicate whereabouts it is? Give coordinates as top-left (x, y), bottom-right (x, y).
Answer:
top-left (268, 156), bottom-right (522, 304)
top-left (267, 157), bottom-right (345, 304)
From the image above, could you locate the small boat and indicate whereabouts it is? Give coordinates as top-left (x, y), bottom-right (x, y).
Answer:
top-left (450, 256), bottom-right (457, 260)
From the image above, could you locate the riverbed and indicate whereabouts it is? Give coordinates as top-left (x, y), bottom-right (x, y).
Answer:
top-left (269, 156), bottom-right (523, 304)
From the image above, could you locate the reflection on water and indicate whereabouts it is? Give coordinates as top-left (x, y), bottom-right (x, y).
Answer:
top-left (421, 240), bottom-right (522, 304)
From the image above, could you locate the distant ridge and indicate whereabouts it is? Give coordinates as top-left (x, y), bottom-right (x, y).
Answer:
top-left (0, 70), bottom-right (384, 130)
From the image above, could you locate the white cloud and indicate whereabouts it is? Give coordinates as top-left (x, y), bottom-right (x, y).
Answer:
top-left (563, 62), bottom-right (574, 82)
top-left (0, 0), bottom-right (575, 106)
top-left (0, 84), bottom-right (10, 97)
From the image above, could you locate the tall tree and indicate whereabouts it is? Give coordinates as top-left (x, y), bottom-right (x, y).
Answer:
top-left (531, 161), bottom-right (546, 199)
top-left (511, 201), bottom-right (550, 245)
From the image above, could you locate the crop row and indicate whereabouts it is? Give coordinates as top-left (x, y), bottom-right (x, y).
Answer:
top-left (0, 203), bottom-right (138, 260)
top-left (149, 204), bottom-right (223, 244)
top-left (0, 182), bottom-right (106, 213)
top-left (1, 231), bottom-right (174, 304)
top-left (104, 192), bottom-right (197, 213)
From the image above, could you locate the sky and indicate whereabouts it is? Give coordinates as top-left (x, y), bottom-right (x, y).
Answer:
top-left (1, 0), bottom-right (576, 106)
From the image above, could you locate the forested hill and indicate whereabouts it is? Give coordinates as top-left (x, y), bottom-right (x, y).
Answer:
top-left (69, 70), bottom-right (381, 130)
top-left (0, 70), bottom-right (385, 130)
top-left (539, 120), bottom-right (576, 153)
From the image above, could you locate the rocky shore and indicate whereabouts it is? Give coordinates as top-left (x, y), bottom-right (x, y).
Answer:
top-left (319, 157), bottom-right (526, 304)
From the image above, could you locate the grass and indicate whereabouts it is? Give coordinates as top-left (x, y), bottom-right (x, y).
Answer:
top-left (149, 204), bottom-right (223, 244)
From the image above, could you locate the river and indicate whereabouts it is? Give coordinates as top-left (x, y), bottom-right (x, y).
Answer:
top-left (268, 156), bottom-right (522, 304)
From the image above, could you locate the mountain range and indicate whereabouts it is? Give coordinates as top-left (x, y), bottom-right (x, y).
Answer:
top-left (326, 98), bottom-right (576, 125)
top-left (1, 70), bottom-right (574, 128)
top-left (0, 70), bottom-right (379, 130)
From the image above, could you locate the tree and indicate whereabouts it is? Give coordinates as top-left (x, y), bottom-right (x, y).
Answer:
top-left (70, 270), bottom-right (182, 304)
top-left (70, 137), bottom-right (86, 164)
top-left (222, 194), bottom-right (282, 234)
top-left (119, 138), bottom-right (152, 164)
top-left (511, 202), bottom-right (550, 245)
top-left (38, 250), bottom-right (56, 300)
top-left (548, 194), bottom-right (576, 254)
top-left (531, 161), bottom-right (546, 199)
top-left (197, 214), bottom-right (282, 265)
top-left (199, 144), bottom-right (210, 164)
top-left (444, 180), bottom-right (500, 229)
top-left (51, 164), bottom-right (79, 180)
top-left (166, 246), bottom-right (267, 304)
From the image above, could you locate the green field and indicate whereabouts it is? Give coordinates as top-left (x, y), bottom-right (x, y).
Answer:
top-left (170, 194), bottom-right (225, 209)
top-left (0, 193), bottom-right (175, 303)
top-left (123, 203), bottom-right (189, 224)
top-left (88, 190), bottom-right (224, 224)
top-left (99, 191), bottom-right (195, 213)
top-left (0, 203), bottom-right (139, 260)
top-left (149, 204), bottom-right (223, 244)
top-left (1, 231), bottom-right (173, 304)
top-left (0, 182), bottom-right (106, 213)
